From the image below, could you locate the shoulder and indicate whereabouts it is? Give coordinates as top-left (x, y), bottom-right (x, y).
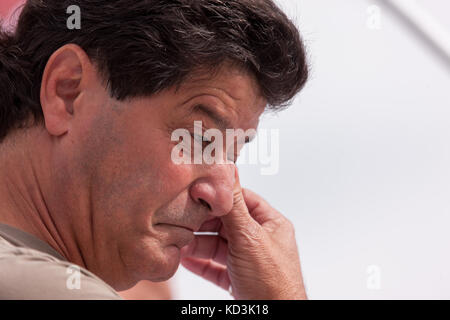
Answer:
top-left (0, 237), bottom-right (122, 300)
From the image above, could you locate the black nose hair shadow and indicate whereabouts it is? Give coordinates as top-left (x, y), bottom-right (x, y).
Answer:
top-left (199, 198), bottom-right (212, 211)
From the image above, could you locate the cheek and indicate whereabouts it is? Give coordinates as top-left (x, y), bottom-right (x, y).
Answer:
top-left (140, 134), bottom-right (197, 196)
top-left (156, 161), bottom-right (195, 193)
top-left (104, 132), bottom-right (196, 216)
top-left (91, 110), bottom-right (197, 222)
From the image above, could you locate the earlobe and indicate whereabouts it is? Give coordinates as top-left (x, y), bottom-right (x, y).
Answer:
top-left (40, 44), bottom-right (86, 137)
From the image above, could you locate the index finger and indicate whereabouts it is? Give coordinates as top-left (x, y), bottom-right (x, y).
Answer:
top-left (220, 167), bottom-right (261, 239)
top-left (241, 188), bottom-right (283, 226)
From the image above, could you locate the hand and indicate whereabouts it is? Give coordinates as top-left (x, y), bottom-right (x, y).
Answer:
top-left (180, 167), bottom-right (307, 300)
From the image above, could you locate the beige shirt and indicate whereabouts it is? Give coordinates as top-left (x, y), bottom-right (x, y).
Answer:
top-left (0, 223), bottom-right (122, 300)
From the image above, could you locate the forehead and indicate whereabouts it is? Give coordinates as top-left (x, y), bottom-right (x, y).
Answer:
top-left (174, 66), bottom-right (267, 129)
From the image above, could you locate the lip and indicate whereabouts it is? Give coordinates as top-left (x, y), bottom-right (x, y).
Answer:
top-left (156, 223), bottom-right (196, 233)
top-left (153, 223), bottom-right (196, 249)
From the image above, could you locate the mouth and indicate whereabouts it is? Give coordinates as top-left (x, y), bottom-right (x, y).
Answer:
top-left (174, 225), bottom-right (195, 233)
top-left (153, 223), bottom-right (196, 249)
top-left (155, 223), bottom-right (197, 233)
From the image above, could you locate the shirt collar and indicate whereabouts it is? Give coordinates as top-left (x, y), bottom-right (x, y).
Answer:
top-left (0, 223), bottom-right (67, 261)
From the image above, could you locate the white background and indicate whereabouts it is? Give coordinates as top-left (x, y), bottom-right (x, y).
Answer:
top-left (173, 0), bottom-right (450, 299)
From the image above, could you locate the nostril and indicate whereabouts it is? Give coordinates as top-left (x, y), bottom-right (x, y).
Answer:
top-left (198, 198), bottom-right (212, 211)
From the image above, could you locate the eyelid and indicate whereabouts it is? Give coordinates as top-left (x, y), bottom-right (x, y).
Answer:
top-left (190, 103), bottom-right (231, 132)
top-left (189, 132), bottom-right (239, 164)
top-left (191, 132), bottom-right (212, 143)
top-left (188, 123), bottom-right (240, 163)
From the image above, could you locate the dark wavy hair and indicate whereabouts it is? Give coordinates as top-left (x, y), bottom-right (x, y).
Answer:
top-left (0, 0), bottom-right (308, 142)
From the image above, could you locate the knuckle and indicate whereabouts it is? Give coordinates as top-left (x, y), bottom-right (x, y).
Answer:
top-left (241, 221), bottom-right (263, 244)
top-left (233, 190), bottom-right (245, 208)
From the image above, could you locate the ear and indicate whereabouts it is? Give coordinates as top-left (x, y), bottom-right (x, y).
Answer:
top-left (40, 44), bottom-right (90, 136)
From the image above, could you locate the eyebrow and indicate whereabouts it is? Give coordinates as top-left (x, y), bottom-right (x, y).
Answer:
top-left (189, 104), bottom-right (254, 144)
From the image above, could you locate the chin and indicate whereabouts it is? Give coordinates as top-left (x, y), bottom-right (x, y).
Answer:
top-left (136, 244), bottom-right (182, 282)
top-left (117, 229), bottom-right (190, 286)
top-left (154, 245), bottom-right (183, 281)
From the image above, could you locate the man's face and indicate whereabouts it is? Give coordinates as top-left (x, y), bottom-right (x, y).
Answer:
top-left (52, 65), bottom-right (266, 289)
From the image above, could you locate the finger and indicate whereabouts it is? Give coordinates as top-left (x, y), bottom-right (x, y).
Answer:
top-left (181, 257), bottom-right (231, 291)
top-left (241, 188), bottom-right (282, 225)
top-left (220, 167), bottom-right (261, 239)
top-left (180, 235), bottom-right (228, 265)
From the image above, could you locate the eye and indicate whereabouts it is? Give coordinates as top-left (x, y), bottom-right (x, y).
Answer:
top-left (191, 133), bottom-right (212, 146)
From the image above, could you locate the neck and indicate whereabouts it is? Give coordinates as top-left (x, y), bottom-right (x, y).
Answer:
top-left (0, 127), bottom-right (80, 265)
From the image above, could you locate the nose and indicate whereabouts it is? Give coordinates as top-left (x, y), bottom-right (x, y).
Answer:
top-left (189, 164), bottom-right (235, 217)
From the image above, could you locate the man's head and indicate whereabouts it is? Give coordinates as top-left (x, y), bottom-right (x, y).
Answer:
top-left (0, 0), bottom-right (308, 290)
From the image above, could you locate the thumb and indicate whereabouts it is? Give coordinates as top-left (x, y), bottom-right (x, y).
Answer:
top-left (221, 167), bottom-right (261, 240)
